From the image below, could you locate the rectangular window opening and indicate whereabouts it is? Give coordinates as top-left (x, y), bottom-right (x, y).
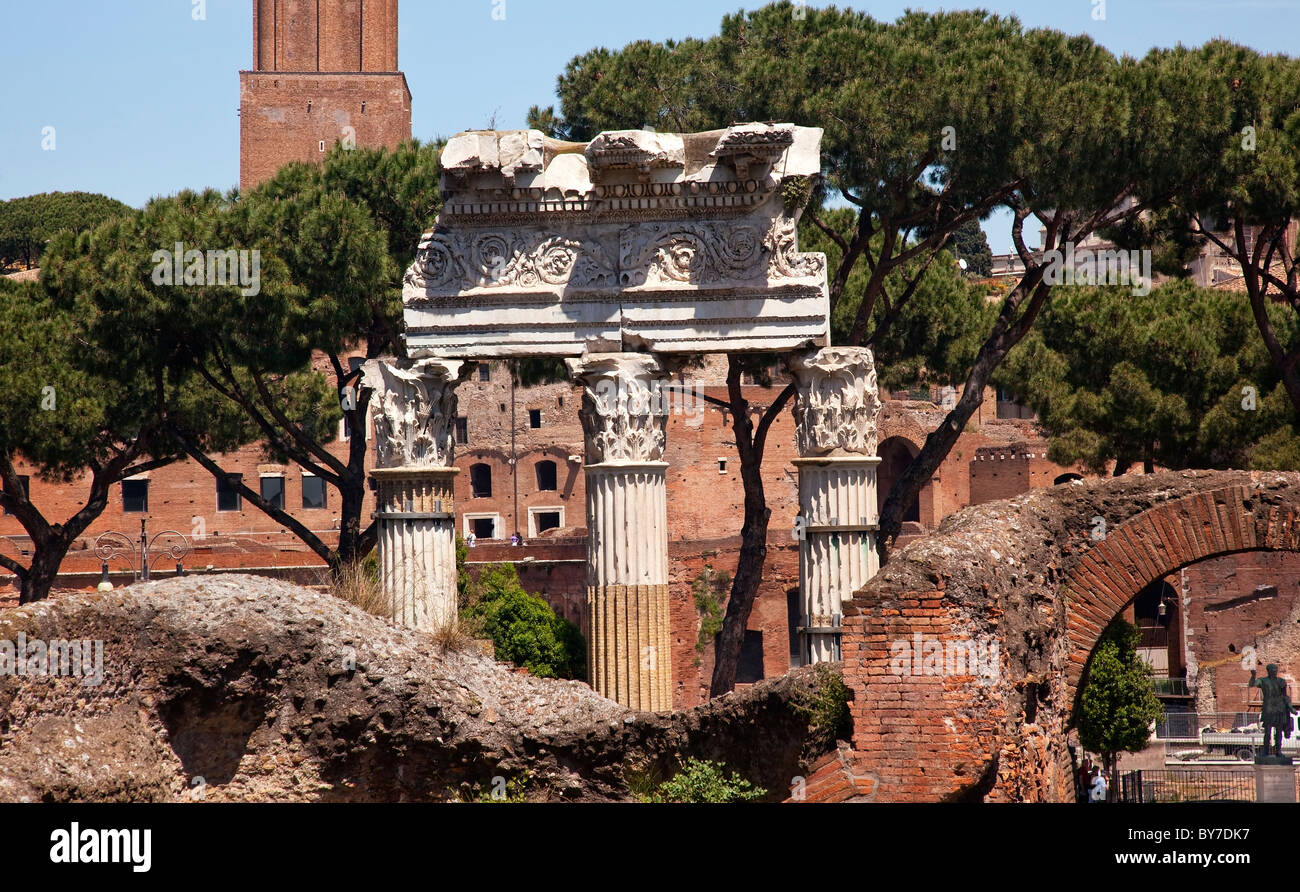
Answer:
top-left (122, 479), bottom-right (149, 513)
top-left (217, 474), bottom-right (243, 512)
top-left (301, 475), bottom-right (326, 510)
top-left (260, 476), bottom-right (285, 511)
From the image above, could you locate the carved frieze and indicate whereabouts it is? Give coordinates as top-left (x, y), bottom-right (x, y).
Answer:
top-left (619, 221), bottom-right (764, 287)
top-left (405, 213), bottom-right (824, 297)
top-left (404, 228), bottom-right (618, 294)
top-left (404, 123), bottom-right (830, 356)
top-left (361, 358), bottom-right (465, 468)
top-left (788, 347), bottom-right (882, 457)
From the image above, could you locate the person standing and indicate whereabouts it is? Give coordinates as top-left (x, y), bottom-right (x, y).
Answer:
top-left (1076, 758), bottom-right (1093, 804)
top-left (1089, 768), bottom-right (1109, 803)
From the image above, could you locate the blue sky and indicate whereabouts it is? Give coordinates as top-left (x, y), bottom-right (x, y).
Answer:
top-left (1, 0), bottom-right (1294, 252)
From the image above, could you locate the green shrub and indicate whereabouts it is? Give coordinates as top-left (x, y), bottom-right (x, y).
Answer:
top-left (691, 566), bottom-right (730, 661)
top-left (791, 663), bottom-right (853, 752)
top-left (461, 562), bottom-right (586, 679)
top-left (643, 758), bottom-right (765, 803)
top-left (463, 771), bottom-right (531, 803)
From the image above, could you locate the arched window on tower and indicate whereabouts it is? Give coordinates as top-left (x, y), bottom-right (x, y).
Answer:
top-left (535, 460), bottom-right (557, 492)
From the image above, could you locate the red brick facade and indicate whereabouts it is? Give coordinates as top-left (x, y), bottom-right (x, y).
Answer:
top-left (240, 0), bottom-right (411, 190)
top-left (819, 471), bottom-right (1300, 802)
top-left (0, 355), bottom-right (1074, 711)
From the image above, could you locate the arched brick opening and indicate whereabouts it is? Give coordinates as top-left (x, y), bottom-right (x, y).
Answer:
top-left (798, 470), bottom-right (1300, 803)
top-left (1062, 483), bottom-right (1300, 695)
top-left (877, 436), bottom-right (934, 527)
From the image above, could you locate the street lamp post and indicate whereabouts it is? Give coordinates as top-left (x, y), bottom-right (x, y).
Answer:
top-left (94, 518), bottom-right (192, 585)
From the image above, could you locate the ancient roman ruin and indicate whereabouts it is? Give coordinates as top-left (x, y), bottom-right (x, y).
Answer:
top-left (363, 124), bottom-right (883, 710)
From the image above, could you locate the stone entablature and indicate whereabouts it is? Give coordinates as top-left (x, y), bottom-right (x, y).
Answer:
top-left (403, 123), bottom-right (829, 357)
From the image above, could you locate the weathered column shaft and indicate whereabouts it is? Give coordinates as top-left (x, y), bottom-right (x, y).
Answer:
top-left (568, 353), bottom-right (673, 712)
top-left (789, 347), bottom-right (883, 664)
top-left (796, 458), bottom-right (881, 663)
top-left (373, 468), bottom-right (457, 630)
top-left (363, 358), bottom-right (465, 633)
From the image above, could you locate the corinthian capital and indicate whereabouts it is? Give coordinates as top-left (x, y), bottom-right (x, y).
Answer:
top-left (788, 347), bottom-right (882, 457)
top-left (361, 357), bottom-right (466, 469)
top-left (565, 353), bottom-right (669, 464)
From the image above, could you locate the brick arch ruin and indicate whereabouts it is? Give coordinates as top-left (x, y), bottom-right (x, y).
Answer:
top-left (799, 469), bottom-right (1300, 803)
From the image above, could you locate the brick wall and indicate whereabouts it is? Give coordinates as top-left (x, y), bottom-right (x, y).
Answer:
top-left (969, 442), bottom-right (1080, 506)
top-left (668, 538), bottom-right (801, 708)
top-left (452, 361), bottom-right (585, 543)
top-left (239, 72), bottom-right (411, 190)
top-left (1173, 551), bottom-right (1300, 713)
top-left (254, 0), bottom-right (398, 74)
top-left (241, 0), bottom-right (409, 190)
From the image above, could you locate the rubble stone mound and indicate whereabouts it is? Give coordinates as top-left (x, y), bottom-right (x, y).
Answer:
top-left (0, 575), bottom-right (823, 802)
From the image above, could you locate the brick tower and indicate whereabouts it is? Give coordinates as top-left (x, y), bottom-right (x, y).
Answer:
top-left (239, 0), bottom-right (412, 190)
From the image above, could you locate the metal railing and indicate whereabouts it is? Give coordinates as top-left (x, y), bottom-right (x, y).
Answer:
top-left (1156, 711), bottom-right (1259, 740)
top-left (1152, 677), bottom-right (1189, 697)
top-left (1155, 711), bottom-right (1201, 740)
top-left (1120, 770), bottom-right (1255, 803)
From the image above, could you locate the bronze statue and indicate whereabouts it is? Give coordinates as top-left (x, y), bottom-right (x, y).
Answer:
top-left (1249, 663), bottom-right (1293, 761)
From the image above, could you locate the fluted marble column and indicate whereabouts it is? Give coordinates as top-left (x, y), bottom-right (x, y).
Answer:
top-left (362, 357), bottom-right (465, 632)
top-left (566, 353), bottom-right (672, 712)
top-left (789, 347), bottom-right (883, 664)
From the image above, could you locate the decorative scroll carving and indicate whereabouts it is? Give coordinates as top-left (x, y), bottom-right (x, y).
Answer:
top-left (788, 347), bottom-right (882, 457)
top-left (619, 222), bottom-right (765, 287)
top-left (361, 358), bottom-right (465, 468)
top-left (766, 215), bottom-right (827, 279)
top-left (566, 353), bottom-right (670, 463)
top-left (404, 228), bottom-right (617, 294)
top-left (617, 215), bottom-right (826, 288)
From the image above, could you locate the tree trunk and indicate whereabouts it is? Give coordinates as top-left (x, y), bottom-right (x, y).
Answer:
top-left (330, 382), bottom-right (382, 573)
top-left (1107, 753), bottom-right (1118, 803)
top-left (5, 454), bottom-right (125, 605)
top-left (18, 534), bottom-right (73, 604)
top-left (709, 359), bottom-right (771, 698)
top-left (877, 276), bottom-right (1050, 560)
top-left (1243, 272), bottom-right (1300, 418)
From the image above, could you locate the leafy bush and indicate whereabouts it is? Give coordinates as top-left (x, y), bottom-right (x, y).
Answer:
top-left (462, 771), bottom-right (531, 803)
top-left (692, 565), bottom-right (730, 660)
top-left (643, 759), bottom-right (765, 803)
top-left (461, 562), bottom-right (586, 679)
top-left (791, 663), bottom-right (853, 753)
